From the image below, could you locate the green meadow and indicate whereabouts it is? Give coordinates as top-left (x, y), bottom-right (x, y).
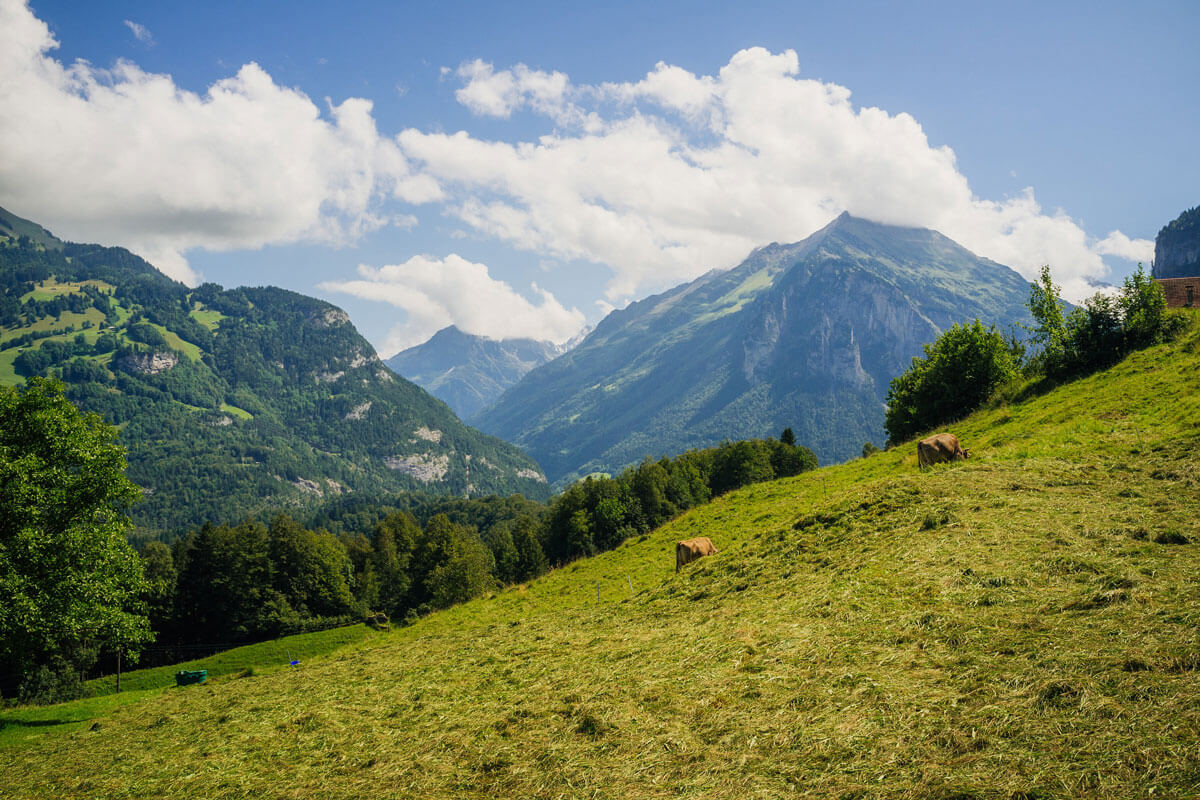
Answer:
top-left (3, 314), bottom-right (1200, 798)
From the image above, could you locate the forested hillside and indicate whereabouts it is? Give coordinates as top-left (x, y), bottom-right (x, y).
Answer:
top-left (0, 207), bottom-right (549, 537)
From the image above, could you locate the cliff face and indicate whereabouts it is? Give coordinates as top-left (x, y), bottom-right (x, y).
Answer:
top-left (1154, 206), bottom-right (1200, 279)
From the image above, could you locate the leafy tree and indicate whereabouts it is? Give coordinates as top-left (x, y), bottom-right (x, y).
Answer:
top-left (268, 514), bottom-right (355, 618)
top-left (1025, 264), bottom-right (1180, 380)
top-left (172, 520), bottom-right (276, 643)
top-left (0, 378), bottom-right (151, 695)
top-left (1025, 265), bottom-right (1069, 366)
top-left (711, 440), bottom-right (774, 495)
top-left (767, 438), bottom-right (817, 478)
top-left (885, 320), bottom-right (1017, 445)
top-left (862, 442), bottom-right (880, 458)
top-left (1120, 264), bottom-right (1167, 349)
top-left (481, 521), bottom-right (520, 585)
top-left (140, 541), bottom-right (177, 633)
top-left (426, 530), bottom-right (495, 610)
top-left (371, 511), bottom-right (419, 616)
top-left (510, 515), bottom-right (549, 581)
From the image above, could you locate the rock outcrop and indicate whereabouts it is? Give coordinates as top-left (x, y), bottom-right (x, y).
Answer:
top-left (1154, 206), bottom-right (1200, 279)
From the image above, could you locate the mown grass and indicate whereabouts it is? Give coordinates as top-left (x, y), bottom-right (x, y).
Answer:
top-left (83, 624), bottom-right (374, 697)
top-left (0, 625), bottom-right (374, 750)
top-left (3, 315), bottom-right (1200, 798)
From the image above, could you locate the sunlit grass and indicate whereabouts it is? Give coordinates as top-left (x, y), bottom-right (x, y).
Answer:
top-left (3, 314), bottom-right (1200, 798)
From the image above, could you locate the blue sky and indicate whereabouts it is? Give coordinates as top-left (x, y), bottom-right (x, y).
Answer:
top-left (2, 0), bottom-right (1197, 355)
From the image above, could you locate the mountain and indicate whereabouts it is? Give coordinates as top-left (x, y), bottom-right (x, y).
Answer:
top-left (0, 206), bottom-right (549, 537)
top-left (1153, 205), bottom-right (1200, 279)
top-left (386, 326), bottom-right (566, 420)
top-left (476, 213), bottom-right (1033, 484)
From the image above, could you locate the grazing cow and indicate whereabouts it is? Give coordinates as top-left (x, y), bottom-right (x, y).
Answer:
top-left (676, 537), bottom-right (718, 572)
top-left (917, 433), bottom-right (970, 468)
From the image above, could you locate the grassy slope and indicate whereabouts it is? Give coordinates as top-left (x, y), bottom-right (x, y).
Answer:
top-left (5, 316), bottom-right (1200, 798)
top-left (0, 626), bottom-right (374, 748)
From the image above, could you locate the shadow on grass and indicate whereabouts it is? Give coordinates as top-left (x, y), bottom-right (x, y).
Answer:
top-left (0, 717), bottom-right (78, 731)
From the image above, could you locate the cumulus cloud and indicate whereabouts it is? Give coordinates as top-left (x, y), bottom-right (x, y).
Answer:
top-left (453, 59), bottom-right (582, 125)
top-left (404, 48), bottom-right (1150, 303)
top-left (1095, 230), bottom-right (1155, 263)
top-left (122, 20), bottom-right (153, 45)
top-left (319, 254), bottom-right (586, 355)
top-left (0, 0), bottom-right (429, 283)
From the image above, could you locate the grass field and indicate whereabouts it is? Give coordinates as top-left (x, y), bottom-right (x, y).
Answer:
top-left (3, 315), bottom-right (1200, 798)
top-left (189, 307), bottom-right (225, 331)
top-left (0, 625), bottom-right (375, 749)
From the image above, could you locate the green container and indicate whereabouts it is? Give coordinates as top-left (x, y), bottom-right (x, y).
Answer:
top-left (175, 669), bottom-right (207, 686)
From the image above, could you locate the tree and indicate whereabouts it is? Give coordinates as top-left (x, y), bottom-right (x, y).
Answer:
top-left (1025, 265), bottom-right (1069, 367)
top-left (0, 378), bottom-right (151, 694)
top-left (1025, 264), bottom-right (1176, 380)
top-left (510, 516), bottom-right (548, 581)
top-left (1120, 264), bottom-right (1167, 349)
top-left (885, 320), bottom-right (1017, 445)
top-left (780, 427), bottom-right (796, 447)
top-left (372, 511), bottom-right (419, 615)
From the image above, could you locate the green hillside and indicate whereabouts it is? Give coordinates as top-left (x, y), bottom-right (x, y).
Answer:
top-left (0, 207), bottom-right (549, 536)
top-left (4, 314), bottom-right (1200, 798)
top-left (478, 213), bottom-right (1033, 485)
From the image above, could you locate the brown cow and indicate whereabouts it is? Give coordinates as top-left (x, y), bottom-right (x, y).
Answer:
top-left (676, 536), bottom-right (718, 572)
top-left (917, 433), bottom-right (970, 468)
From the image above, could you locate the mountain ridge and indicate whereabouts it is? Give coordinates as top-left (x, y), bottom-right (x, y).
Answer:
top-left (386, 325), bottom-right (568, 420)
top-left (477, 213), bottom-right (1033, 484)
top-left (0, 205), bottom-right (550, 536)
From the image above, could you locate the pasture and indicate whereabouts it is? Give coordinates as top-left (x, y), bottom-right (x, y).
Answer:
top-left (2, 316), bottom-right (1199, 798)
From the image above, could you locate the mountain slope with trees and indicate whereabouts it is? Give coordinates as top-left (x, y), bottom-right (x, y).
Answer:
top-left (477, 213), bottom-right (1033, 484)
top-left (0, 206), bottom-right (549, 538)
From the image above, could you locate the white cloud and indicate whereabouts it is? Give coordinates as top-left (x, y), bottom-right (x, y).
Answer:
top-left (454, 59), bottom-right (578, 124)
top-left (405, 47), bottom-right (1150, 303)
top-left (0, 0), bottom-right (423, 284)
top-left (319, 254), bottom-right (586, 355)
top-left (1095, 230), bottom-right (1155, 264)
top-left (122, 20), bottom-right (153, 45)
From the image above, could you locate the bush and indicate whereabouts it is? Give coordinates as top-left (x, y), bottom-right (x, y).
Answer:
top-left (885, 320), bottom-right (1018, 445)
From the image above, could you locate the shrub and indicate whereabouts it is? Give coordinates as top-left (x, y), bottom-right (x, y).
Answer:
top-left (885, 320), bottom-right (1018, 445)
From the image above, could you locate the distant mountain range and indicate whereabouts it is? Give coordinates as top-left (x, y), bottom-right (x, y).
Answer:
top-left (386, 326), bottom-right (569, 420)
top-left (0, 206), bottom-right (549, 537)
top-left (476, 213), bottom-right (1034, 485)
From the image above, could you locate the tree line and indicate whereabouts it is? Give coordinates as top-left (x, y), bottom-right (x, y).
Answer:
top-left (140, 434), bottom-right (817, 652)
